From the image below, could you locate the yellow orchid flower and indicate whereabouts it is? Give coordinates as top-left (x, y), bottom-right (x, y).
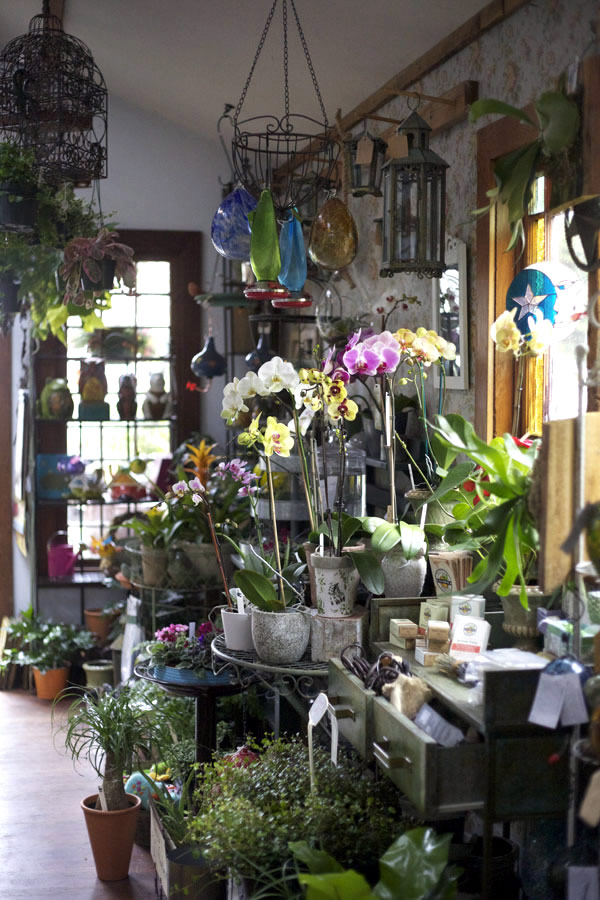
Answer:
top-left (263, 417), bottom-right (294, 457)
top-left (327, 397), bottom-right (359, 422)
top-left (324, 380), bottom-right (347, 405)
top-left (238, 414), bottom-right (263, 448)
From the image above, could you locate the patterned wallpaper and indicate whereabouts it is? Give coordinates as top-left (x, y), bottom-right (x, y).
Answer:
top-left (341, 0), bottom-right (598, 422)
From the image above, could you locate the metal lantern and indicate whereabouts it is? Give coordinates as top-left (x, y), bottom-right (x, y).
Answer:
top-left (344, 128), bottom-right (387, 197)
top-left (0, 1), bottom-right (108, 185)
top-left (380, 111), bottom-right (448, 279)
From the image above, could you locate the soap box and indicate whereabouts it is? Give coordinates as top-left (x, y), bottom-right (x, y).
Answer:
top-left (418, 600), bottom-right (449, 636)
top-left (449, 594), bottom-right (485, 627)
top-left (415, 646), bottom-right (442, 667)
top-left (450, 614), bottom-right (491, 659)
top-left (390, 618), bottom-right (418, 640)
top-left (390, 635), bottom-right (416, 651)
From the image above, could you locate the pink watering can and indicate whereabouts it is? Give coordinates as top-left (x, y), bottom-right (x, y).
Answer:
top-left (47, 531), bottom-right (80, 578)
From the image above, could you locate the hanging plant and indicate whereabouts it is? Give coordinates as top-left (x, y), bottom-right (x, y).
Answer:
top-left (470, 87), bottom-right (580, 251)
top-left (59, 228), bottom-right (136, 306)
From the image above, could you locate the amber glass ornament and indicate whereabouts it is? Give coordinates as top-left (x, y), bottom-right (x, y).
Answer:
top-left (308, 197), bottom-right (358, 270)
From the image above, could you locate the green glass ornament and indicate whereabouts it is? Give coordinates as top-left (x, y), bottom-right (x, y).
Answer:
top-left (249, 190), bottom-right (281, 283)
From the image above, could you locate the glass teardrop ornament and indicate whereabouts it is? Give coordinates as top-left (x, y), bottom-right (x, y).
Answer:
top-left (190, 335), bottom-right (227, 378)
top-left (278, 211), bottom-right (307, 292)
top-left (308, 197), bottom-right (358, 270)
top-left (249, 190), bottom-right (281, 283)
top-left (211, 186), bottom-right (257, 260)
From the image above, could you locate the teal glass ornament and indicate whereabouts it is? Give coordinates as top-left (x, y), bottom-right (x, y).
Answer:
top-left (278, 211), bottom-right (307, 292)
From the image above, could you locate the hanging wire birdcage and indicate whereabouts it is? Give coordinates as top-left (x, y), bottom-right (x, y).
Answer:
top-left (231, 0), bottom-right (339, 214)
top-left (0, 1), bottom-right (107, 185)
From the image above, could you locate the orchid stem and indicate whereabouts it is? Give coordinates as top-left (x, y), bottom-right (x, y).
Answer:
top-left (265, 455), bottom-right (285, 605)
top-left (292, 406), bottom-right (317, 532)
top-left (206, 509), bottom-right (232, 608)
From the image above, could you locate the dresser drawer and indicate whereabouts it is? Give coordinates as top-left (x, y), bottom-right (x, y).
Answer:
top-left (372, 696), bottom-right (485, 817)
top-left (328, 659), bottom-right (375, 761)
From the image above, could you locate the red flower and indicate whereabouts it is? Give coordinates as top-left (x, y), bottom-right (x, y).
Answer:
top-left (512, 436), bottom-right (533, 448)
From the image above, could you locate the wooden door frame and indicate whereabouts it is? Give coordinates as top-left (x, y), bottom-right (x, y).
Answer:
top-left (0, 336), bottom-right (13, 618)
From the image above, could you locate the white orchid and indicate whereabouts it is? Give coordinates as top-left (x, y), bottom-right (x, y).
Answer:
top-left (257, 356), bottom-right (300, 394)
top-left (288, 406), bottom-right (316, 436)
top-left (491, 309), bottom-right (521, 354)
top-left (220, 377), bottom-right (248, 424)
top-left (527, 317), bottom-right (554, 356)
top-left (238, 371), bottom-right (269, 399)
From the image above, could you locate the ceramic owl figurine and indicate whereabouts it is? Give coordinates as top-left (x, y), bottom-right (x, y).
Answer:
top-left (79, 358), bottom-right (110, 420)
top-left (117, 374), bottom-right (137, 421)
top-left (142, 372), bottom-right (172, 420)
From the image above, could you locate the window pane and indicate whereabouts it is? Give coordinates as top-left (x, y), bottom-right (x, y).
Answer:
top-left (136, 294), bottom-right (171, 327)
top-left (136, 260), bottom-right (170, 294)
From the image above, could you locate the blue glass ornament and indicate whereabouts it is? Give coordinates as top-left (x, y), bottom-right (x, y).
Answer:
top-left (211, 187), bottom-right (257, 260)
top-left (506, 268), bottom-right (558, 337)
top-left (244, 333), bottom-right (275, 373)
top-left (191, 336), bottom-right (227, 378)
top-left (278, 211), bottom-right (307, 292)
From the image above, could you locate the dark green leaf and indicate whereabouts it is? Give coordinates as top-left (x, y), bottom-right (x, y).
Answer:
top-left (371, 523), bottom-right (401, 554)
top-left (469, 98), bottom-right (535, 128)
top-left (289, 841), bottom-right (344, 874)
top-left (535, 91), bottom-right (580, 155)
top-left (233, 569), bottom-right (282, 611)
top-left (299, 870), bottom-right (375, 900)
top-left (349, 550), bottom-right (384, 596)
top-left (373, 827), bottom-right (454, 900)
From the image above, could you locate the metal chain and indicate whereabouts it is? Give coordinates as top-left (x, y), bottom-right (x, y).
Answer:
top-left (282, 0), bottom-right (289, 120)
top-left (234, 0), bottom-right (279, 124)
top-left (289, 0), bottom-right (329, 125)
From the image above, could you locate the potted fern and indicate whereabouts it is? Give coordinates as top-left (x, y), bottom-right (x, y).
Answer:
top-left (0, 142), bottom-right (40, 230)
top-left (54, 684), bottom-right (151, 881)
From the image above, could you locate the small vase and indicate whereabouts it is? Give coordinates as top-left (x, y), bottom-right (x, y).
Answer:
top-left (251, 607), bottom-right (310, 665)
top-left (221, 609), bottom-right (254, 652)
top-left (311, 552), bottom-right (359, 617)
top-left (381, 547), bottom-right (427, 598)
top-left (500, 587), bottom-right (546, 652)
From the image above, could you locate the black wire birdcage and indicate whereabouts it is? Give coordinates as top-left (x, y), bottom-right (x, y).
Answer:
top-left (0, 1), bottom-right (107, 185)
top-left (231, 0), bottom-right (339, 214)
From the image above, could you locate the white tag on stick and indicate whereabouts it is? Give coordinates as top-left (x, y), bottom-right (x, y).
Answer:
top-left (560, 672), bottom-right (589, 726)
top-left (528, 671), bottom-right (566, 729)
top-left (355, 135), bottom-right (374, 165)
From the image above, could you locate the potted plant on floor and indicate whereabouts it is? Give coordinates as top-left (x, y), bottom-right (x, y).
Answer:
top-left (53, 684), bottom-right (152, 881)
top-left (1, 607), bottom-right (95, 699)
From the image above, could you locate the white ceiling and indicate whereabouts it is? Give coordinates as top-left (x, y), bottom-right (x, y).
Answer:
top-left (1, 0), bottom-right (491, 144)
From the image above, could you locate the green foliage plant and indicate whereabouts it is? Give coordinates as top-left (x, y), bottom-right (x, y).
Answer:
top-left (0, 142), bottom-right (39, 196)
top-left (188, 735), bottom-right (409, 889)
top-left (59, 227), bottom-right (136, 306)
top-left (1, 605), bottom-right (95, 674)
top-left (53, 684), bottom-right (152, 811)
top-left (427, 414), bottom-right (539, 607)
top-left (469, 87), bottom-right (580, 251)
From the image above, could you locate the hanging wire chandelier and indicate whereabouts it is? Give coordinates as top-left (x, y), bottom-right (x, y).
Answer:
top-left (231, 0), bottom-right (339, 214)
top-left (0, 1), bottom-right (108, 185)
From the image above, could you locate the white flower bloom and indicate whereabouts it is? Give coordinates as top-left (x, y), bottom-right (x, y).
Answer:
top-left (188, 477), bottom-right (205, 493)
top-left (287, 407), bottom-right (315, 436)
top-left (527, 318), bottom-right (554, 356)
top-left (238, 371), bottom-right (269, 399)
top-left (171, 480), bottom-right (189, 495)
top-left (221, 378), bottom-right (248, 424)
top-left (257, 356), bottom-right (300, 394)
top-left (491, 309), bottom-right (520, 354)
top-left (440, 340), bottom-right (457, 361)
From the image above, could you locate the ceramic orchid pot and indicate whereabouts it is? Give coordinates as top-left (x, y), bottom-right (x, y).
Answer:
top-left (381, 547), bottom-right (427, 598)
top-left (310, 551), bottom-right (359, 617)
top-left (251, 607), bottom-right (310, 665)
top-left (221, 608), bottom-right (254, 652)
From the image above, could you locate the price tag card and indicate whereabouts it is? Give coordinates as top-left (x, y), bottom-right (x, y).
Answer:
top-left (528, 672), bottom-right (567, 729)
top-left (355, 135), bottom-right (374, 166)
top-left (568, 866), bottom-right (599, 900)
top-left (560, 672), bottom-right (589, 726)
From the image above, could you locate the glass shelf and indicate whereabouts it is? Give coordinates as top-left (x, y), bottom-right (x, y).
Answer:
top-left (36, 417), bottom-right (176, 424)
top-left (38, 496), bottom-right (155, 506)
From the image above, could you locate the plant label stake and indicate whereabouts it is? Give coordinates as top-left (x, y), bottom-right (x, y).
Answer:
top-left (188, 622), bottom-right (196, 639)
top-left (308, 692), bottom-right (340, 793)
top-left (97, 785), bottom-right (108, 811)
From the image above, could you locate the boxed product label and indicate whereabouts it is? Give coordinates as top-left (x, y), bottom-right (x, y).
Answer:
top-left (418, 601), bottom-right (449, 636)
top-left (427, 620), bottom-right (450, 642)
top-left (389, 618), bottom-right (419, 640)
top-left (427, 638), bottom-right (450, 654)
top-left (449, 594), bottom-right (486, 627)
top-left (415, 646), bottom-right (442, 667)
top-left (390, 635), bottom-right (416, 651)
top-left (450, 614), bottom-right (491, 659)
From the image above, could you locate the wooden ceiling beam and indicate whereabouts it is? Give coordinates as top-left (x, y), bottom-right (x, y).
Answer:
top-left (337, 0), bottom-right (530, 136)
top-left (49, 0), bottom-right (65, 23)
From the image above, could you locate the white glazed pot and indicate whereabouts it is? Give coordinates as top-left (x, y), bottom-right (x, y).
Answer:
top-left (381, 547), bottom-right (427, 598)
top-left (221, 608), bottom-right (254, 652)
top-left (310, 552), bottom-right (359, 617)
top-left (251, 607), bottom-right (310, 665)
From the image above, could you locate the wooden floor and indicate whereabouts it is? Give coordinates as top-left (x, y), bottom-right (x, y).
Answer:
top-left (0, 690), bottom-right (157, 900)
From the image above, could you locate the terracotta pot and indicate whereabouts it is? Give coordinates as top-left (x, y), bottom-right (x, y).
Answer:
top-left (310, 551), bottom-right (359, 617)
top-left (32, 666), bottom-right (69, 700)
top-left (251, 607), bottom-right (310, 665)
top-left (81, 792), bottom-right (141, 881)
top-left (84, 608), bottom-right (119, 643)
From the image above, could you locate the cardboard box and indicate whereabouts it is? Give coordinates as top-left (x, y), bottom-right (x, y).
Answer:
top-left (390, 635), bottom-right (416, 651)
top-left (427, 621), bottom-right (450, 642)
top-left (450, 614), bottom-right (491, 660)
top-left (418, 600), bottom-right (449, 636)
top-left (390, 618), bottom-right (419, 640)
top-left (449, 594), bottom-right (486, 627)
top-left (427, 639), bottom-right (450, 654)
top-left (415, 646), bottom-right (442, 667)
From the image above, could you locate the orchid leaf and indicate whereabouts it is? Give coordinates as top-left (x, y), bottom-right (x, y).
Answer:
top-left (469, 98), bottom-right (536, 128)
top-left (400, 522), bottom-right (426, 561)
top-left (233, 569), bottom-right (282, 611)
top-left (371, 523), bottom-right (401, 554)
top-left (349, 550), bottom-right (385, 596)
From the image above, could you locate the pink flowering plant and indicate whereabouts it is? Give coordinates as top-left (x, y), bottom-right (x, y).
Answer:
top-left (146, 622), bottom-right (215, 675)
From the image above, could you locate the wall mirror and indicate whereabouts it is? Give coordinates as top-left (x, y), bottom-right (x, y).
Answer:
top-left (431, 235), bottom-right (468, 390)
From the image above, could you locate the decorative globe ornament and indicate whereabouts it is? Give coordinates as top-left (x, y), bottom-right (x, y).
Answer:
top-left (380, 110), bottom-right (449, 279)
top-left (190, 336), bottom-right (227, 378)
top-left (308, 198), bottom-right (358, 271)
top-left (505, 261), bottom-right (586, 339)
top-left (0, 2), bottom-right (108, 185)
top-left (210, 186), bottom-right (257, 260)
top-left (231, 0), bottom-right (339, 214)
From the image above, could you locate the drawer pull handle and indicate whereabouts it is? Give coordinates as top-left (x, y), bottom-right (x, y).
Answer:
top-left (373, 738), bottom-right (412, 771)
top-left (331, 704), bottom-right (356, 721)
